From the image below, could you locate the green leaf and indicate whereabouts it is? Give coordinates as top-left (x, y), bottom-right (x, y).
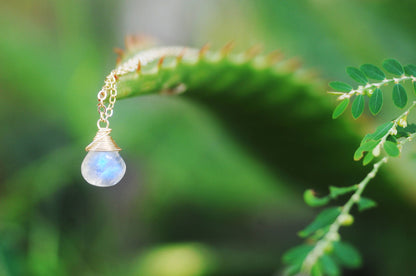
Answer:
top-left (360, 140), bottom-right (379, 152)
top-left (383, 140), bottom-right (400, 157)
top-left (392, 83), bottom-right (407, 108)
top-left (354, 140), bottom-right (379, 161)
top-left (346, 67), bottom-right (368, 84)
top-left (329, 81), bottom-right (353, 92)
top-left (351, 95), bottom-right (365, 119)
top-left (332, 98), bottom-right (350, 119)
top-left (404, 64), bottom-right (416, 76)
top-left (360, 64), bottom-right (385, 80)
top-left (369, 88), bottom-right (383, 115)
top-left (299, 207), bottom-right (341, 238)
top-left (387, 135), bottom-right (397, 143)
top-left (397, 124), bottom-right (416, 138)
top-left (304, 189), bottom-right (330, 207)
top-left (320, 255), bottom-right (340, 276)
top-left (333, 242), bottom-right (362, 268)
top-left (382, 59), bottom-right (404, 76)
top-left (311, 262), bottom-right (324, 276)
top-left (353, 149), bottom-right (364, 161)
top-left (329, 186), bottom-right (357, 198)
top-left (282, 244), bottom-right (313, 264)
top-left (362, 152), bottom-right (374, 166)
top-left (283, 264), bottom-right (301, 276)
top-left (372, 122), bottom-right (394, 140)
top-left (413, 81), bottom-right (416, 95)
top-left (357, 197), bottom-right (377, 211)
top-left (353, 148), bottom-right (364, 161)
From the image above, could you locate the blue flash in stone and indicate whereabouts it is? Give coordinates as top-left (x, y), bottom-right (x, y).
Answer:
top-left (81, 128), bottom-right (126, 187)
top-left (81, 151), bottom-right (126, 187)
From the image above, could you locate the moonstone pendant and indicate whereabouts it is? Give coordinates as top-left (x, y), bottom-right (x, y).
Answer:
top-left (81, 151), bottom-right (126, 187)
top-left (81, 128), bottom-right (126, 187)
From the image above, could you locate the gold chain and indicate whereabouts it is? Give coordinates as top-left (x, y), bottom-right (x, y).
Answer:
top-left (97, 72), bottom-right (118, 129)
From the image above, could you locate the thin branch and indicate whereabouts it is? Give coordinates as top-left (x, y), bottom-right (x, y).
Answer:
top-left (332, 75), bottom-right (416, 100)
top-left (300, 101), bottom-right (416, 274)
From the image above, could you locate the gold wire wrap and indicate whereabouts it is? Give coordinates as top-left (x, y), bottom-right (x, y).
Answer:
top-left (85, 128), bottom-right (121, 152)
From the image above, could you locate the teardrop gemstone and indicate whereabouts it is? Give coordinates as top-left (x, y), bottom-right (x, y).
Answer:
top-left (81, 151), bottom-right (126, 187)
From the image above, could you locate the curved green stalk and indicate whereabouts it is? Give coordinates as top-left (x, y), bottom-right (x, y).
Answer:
top-left (94, 44), bottom-right (364, 192)
top-left (297, 101), bottom-right (416, 275)
top-left (112, 46), bottom-right (322, 100)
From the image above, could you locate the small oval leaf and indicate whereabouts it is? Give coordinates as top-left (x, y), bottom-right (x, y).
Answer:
top-left (359, 140), bottom-right (380, 152)
top-left (382, 59), bottom-right (404, 76)
top-left (372, 122), bottom-right (394, 140)
top-left (346, 67), bottom-right (368, 84)
top-left (282, 244), bottom-right (314, 264)
top-left (333, 242), bottom-right (362, 268)
top-left (329, 81), bottom-right (353, 92)
top-left (369, 88), bottom-right (383, 115)
top-left (404, 64), bottom-right (416, 76)
top-left (298, 207), bottom-right (341, 238)
top-left (329, 186), bottom-right (357, 198)
top-left (304, 189), bottom-right (330, 207)
top-left (360, 64), bottom-right (385, 80)
top-left (332, 98), bottom-right (350, 119)
top-left (320, 255), bottom-right (340, 276)
top-left (363, 152), bottom-right (374, 166)
top-left (354, 140), bottom-right (379, 161)
top-left (351, 95), bottom-right (365, 119)
top-left (354, 148), bottom-right (364, 161)
top-left (311, 262), bottom-right (324, 276)
top-left (383, 140), bottom-right (400, 157)
top-left (358, 197), bottom-right (377, 211)
top-left (392, 83), bottom-right (407, 108)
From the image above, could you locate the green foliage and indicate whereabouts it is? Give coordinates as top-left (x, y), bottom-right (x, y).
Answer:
top-left (369, 122), bottom-right (394, 140)
top-left (354, 140), bottom-right (379, 161)
top-left (329, 186), bottom-right (357, 198)
top-left (346, 67), bottom-right (368, 84)
top-left (329, 81), bottom-right (352, 92)
top-left (320, 255), bottom-right (340, 276)
top-left (332, 98), bottom-right (350, 119)
top-left (357, 197), bottom-right (377, 211)
top-left (382, 59), bottom-right (404, 76)
top-left (360, 64), bottom-right (385, 80)
top-left (397, 124), bottom-right (416, 138)
top-left (383, 140), bottom-right (400, 157)
top-left (283, 244), bottom-right (317, 276)
top-left (298, 207), bottom-right (341, 238)
top-left (283, 244), bottom-right (314, 264)
top-left (330, 59), bottom-right (416, 118)
top-left (392, 83), bottom-right (407, 108)
top-left (304, 185), bottom-right (358, 208)
top-left (404, 64), bottom-right (416, 76)
top-left (369, 88), bottom-right (383, 115)
top-left (286, 58), bottom-right (416, 275)
top-left (362, 152), bottom-right (375, 166)
top-left (304, 190), bottom-right (331, 207)
top-left (282, 240), bottom-right (361, 276)
top-left (351, 95), bottom-right (365, 119)
top-left (332, 242), bottom-right (362, 268)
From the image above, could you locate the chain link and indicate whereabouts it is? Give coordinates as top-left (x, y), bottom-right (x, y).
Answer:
top-left (97, 72), bottom-right (118, 129)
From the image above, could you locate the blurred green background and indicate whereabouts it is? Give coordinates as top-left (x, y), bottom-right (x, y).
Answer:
top-left (1, 0), bottom-right (416, 275)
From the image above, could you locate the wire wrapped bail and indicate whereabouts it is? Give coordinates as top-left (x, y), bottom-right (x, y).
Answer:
top-left (85, 128), bottom-right (121, 152)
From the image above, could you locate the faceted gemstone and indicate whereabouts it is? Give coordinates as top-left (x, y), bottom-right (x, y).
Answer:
top-left (81, 151), bottom-right (126, 187)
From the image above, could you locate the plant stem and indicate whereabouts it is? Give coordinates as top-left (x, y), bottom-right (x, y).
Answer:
top-left (333, 75), bottom-right (416, 100)
top-left (301, 157), bottom-right (387, 273)
top-left (301, 101), bottom-right (416, 274)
